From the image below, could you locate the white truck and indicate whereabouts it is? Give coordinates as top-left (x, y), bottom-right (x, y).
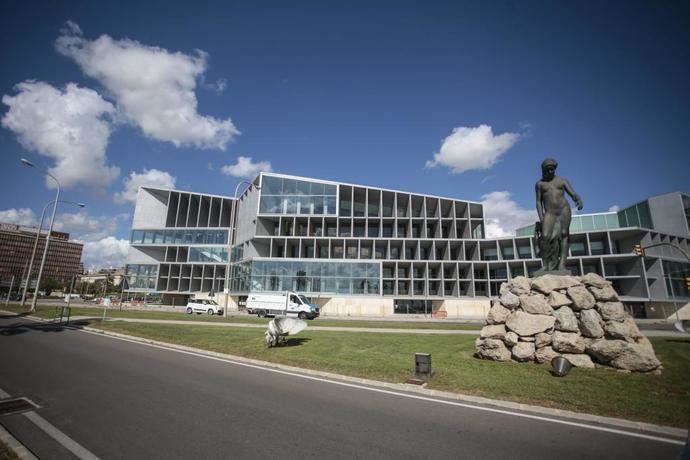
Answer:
top-left (246, 292), bottom-right (319, 320)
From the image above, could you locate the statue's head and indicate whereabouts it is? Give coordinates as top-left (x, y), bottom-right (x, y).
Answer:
top-left (541, 158), bottom-right (558, 180)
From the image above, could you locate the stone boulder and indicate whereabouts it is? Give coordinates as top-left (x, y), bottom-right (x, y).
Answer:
top-left (562, 353), bottom-right (595, 368)
top-left (566, 285), bottom-right (596, 311)
top-left (499, 291), bottom-right (521, 310)
top-left (579, 272), bottom-right (610, 289)
top-left (503, 331), bottom-right (519, 347)
top-left (475, 338), bottom-right (511, 361)
top-left (531, 274), bottom-right (581, 295)
top-left (553, 306), bottom-right (579, 332)
top-left (587, 338), bottom-right (661, 372)
top-left (589, 285), bottom-right (619, 302)
top-left (548, 291), bottom-right (572, 308)
top-left (579, 309), bottom-right (605, 338)
top-left (509, 276), bottom-right (532, 296)
top-left (512, 342), bottom-right (536, 362)
top-left (552, 331), bottom-right (586, 354)
top-left (604, 317), bottom-right (641, 339)
top-left (480, 324), bottom-right (507, 340)
top-left (519, 294), bottom-right (553, 315)
top-left (535, 332), bottom-right (552, 348)
top-left (505, 311), bottom-right (555, 336)
top-left (597, 302), bottom-right (626, 322)
top-left (535, 346), bottom-right (560, 364)
top-left (487, 302), bottom-right (511, 324)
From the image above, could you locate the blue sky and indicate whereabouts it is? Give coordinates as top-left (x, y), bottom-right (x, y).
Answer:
top-left (1, 1), bottom-right (688, 268)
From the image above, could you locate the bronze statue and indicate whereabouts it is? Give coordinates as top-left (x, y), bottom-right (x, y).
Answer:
top-left (534, 158), bottom-right (583, 276)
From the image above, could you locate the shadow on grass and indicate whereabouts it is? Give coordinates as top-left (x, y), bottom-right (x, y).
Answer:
top-left (665, 339), bottom-right (690, 345)
top-left (282, 338), bottom-right (312, 347)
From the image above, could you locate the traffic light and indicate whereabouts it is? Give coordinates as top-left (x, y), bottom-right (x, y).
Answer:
top-left (686, 276), bottom-right (690, 290)
top-left (634, 244), bottom-right (645, 257)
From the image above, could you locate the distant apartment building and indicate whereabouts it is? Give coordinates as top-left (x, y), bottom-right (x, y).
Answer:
top-left (0, 222), bottom-right (83, 288)
top-left (125, 174), bottom-right (690, 318)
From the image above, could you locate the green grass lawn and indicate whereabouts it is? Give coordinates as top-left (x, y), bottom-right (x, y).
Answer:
top-left (1, 304), bottom-right (481, 330)
top-left (88, 320), bottom-right (690, 429)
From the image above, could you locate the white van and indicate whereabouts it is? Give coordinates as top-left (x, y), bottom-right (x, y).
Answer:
top-left (246, 292), bottom-right (319, 320)
top-left (186, 299), bottom-right (224, 315)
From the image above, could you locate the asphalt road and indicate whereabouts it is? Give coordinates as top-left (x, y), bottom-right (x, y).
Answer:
top-left (0, 314), bottom-right (685, 459)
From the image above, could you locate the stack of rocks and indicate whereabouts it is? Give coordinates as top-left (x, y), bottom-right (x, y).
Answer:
top-left (474, 273), bottom-right (661, 373)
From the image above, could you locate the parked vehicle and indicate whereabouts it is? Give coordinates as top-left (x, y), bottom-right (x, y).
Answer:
top-left (246, 292), bottom-right (319, 320)
top-left (186, 299), bottom-right (224, 315)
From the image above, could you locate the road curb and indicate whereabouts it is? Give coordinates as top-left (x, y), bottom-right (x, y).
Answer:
top-left (0, 423), bottom-right (38, 460)
top-left (3, 311), bottom-right (688, 440)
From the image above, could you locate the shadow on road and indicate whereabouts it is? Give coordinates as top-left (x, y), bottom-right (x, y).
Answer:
top-left (0, 319), bottom-right (97, 337)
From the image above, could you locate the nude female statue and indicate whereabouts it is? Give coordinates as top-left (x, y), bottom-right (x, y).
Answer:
top-left (534, 158), bottom-right (583, 274)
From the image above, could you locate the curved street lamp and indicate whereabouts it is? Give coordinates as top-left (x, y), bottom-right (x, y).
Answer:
top-left (20, 159), bottom-right (63, 312)
top-left (20, 198), bottom-right (86, 307)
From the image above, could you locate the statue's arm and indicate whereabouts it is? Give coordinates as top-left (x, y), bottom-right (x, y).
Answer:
top-left (564, 179), bottom-right (583, 210)
top-left (535, 182), bottom-right (544, 221)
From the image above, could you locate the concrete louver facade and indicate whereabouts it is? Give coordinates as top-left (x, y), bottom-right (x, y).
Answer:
top-left (125, 174), bottom-right (690, 318)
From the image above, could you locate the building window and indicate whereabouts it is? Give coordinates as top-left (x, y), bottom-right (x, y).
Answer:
top-left (259, 175), bottom-right (337, 215)
top-left (482, 248), bottom-right (498, 261)
top-left (570, 241), bottom-right (587, 256)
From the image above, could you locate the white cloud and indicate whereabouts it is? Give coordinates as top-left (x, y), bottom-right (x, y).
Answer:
top-left (608, 205), bottom-right (620, 212)
top-left (221, 156), bottom-right (272, 178)
top-left (480, 191), bottom-right (537, 238)
top-left (1, 81), bottom-right (120, 190)
top-left (53, 211), bottom-right (120, 242)
top-left (0, 208), bottom-right (38, 227)
top-left (79, 237), bottom-right (129, 270)
top-left (56, 23), bottom-right (239, 149)
top-left (425, 125), bottom-right (520, 173)
top-left (114, 169), bottom-right (177, 204)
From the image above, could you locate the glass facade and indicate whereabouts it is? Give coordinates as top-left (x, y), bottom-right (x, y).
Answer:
top-left (516, 212), bottom-right (621, 236)
top-left (231, 260), bottom-right (380, 295)
top-left (189, 246), bottom-right (228, 263)
top-left (125, 264), bottom-right (158, 290)
top-left (130, 229), bottom-right (228, 245)
top-left (663, 260), bottom-right (690, 299)
top-left (259, 175), bottom-right (337, 215)
top-left (618, 201), bottom-right (653, 229)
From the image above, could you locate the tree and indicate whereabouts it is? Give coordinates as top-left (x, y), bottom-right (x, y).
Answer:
top-left (41, 278), bottom-right (63, 296)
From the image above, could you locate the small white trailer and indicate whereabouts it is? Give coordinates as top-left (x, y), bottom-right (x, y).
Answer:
top-left (246, 291), bottom-right (319, 320)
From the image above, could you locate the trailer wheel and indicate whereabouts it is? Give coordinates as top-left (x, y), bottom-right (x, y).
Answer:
top-left (298, 311), bottom-right (307, 320)
top-left (258, 310), bottom-right (266, 318)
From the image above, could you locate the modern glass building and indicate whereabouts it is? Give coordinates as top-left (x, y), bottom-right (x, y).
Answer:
top-left (125, 176), bottom-right (689, 318)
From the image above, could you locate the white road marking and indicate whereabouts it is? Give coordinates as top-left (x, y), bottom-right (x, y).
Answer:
top-left (23, 412), bottom-right (99, 460)
top-left (82, 327), bottom-right (687, 447)
top-left (0, 385), bottom-right (99, 459)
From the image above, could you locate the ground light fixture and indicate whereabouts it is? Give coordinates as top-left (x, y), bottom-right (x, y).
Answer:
top-left (550, 356), bottom-right (573, 377)
top-left (415, 353), bottom-right (433, 378)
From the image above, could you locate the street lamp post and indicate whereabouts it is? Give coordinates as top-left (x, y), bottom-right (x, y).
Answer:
top-left (20, 198), bottom-right (85, 307)
top-left (20, 159), bottom-right (62, 313)
top-left (224, 180), bottom-right (260, 317)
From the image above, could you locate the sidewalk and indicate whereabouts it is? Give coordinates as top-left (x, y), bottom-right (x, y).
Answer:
top-left (61, 315), bottom-right (689, 337)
